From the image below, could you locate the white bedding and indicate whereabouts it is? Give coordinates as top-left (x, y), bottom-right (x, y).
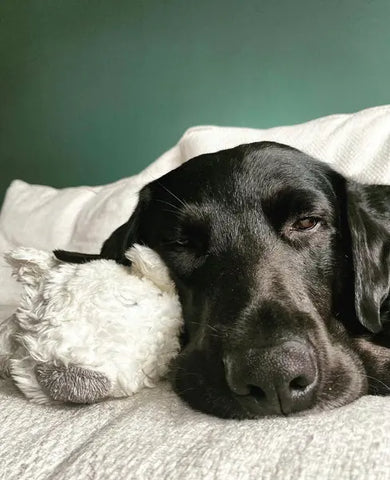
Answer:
top-left (1, 301), bottom-right (390, 480)
top-left (2, 104), bottom-right (390, 479)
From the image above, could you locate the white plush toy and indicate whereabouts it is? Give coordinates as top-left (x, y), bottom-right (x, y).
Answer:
top-left (0, 245), bottom-right (183, 404)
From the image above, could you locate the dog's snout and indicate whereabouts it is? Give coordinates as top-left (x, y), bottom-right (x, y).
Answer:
top-left (224, 341), bottom-right (318, 415)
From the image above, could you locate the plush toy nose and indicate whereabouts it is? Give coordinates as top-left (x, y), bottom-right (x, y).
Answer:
top-left (224, 340), bottom-right (318, 415)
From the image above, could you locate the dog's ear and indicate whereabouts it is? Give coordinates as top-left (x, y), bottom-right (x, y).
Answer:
top-left (99, 186), bottom-right (151, 265)
top-left (55, 186), bottom-right (151, 266)
top-left (346, 181), bottom-right (390, 333)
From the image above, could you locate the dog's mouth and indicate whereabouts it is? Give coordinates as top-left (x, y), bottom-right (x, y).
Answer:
top-left (168, 335), bottom-right (368, 419)
top-left (168, 348), bottom-right (251, 419)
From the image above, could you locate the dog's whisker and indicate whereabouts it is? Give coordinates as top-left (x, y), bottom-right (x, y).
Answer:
top-left (189, 320), bottom-right (220, 334)
top-left (159, 210), bottom-right (183, 219)
top-left (173, 386), bottom-right (197, 396)
top-left (156, 199), bottom-right (182, 213)
top-left (157, 182), bottom-right (186, 207)
top-left (364, 374), bottom-right (390, 391)
top-left (156, 181), bottom-right (199, 216)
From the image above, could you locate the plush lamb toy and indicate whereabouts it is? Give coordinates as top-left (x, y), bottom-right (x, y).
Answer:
top-left (0, 245), bottom-right (183, 404)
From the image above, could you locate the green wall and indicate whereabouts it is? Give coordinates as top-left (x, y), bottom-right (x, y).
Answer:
top-left (1, 0), bottom-right (390, 204)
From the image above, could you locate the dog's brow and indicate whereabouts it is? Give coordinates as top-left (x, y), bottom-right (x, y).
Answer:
top-left (175, 202), bottom-right (212, 222)
top-left (262, 187), bottom-right (331, 217)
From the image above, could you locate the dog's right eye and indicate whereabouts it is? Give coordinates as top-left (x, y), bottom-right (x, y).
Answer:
top-left (163, 222), bottom-right (210, 256)
top-left (174, 237), bottom-right (191, 247)
top-left (174, 237), bottom-right (204, 252)
top-left (161, 226), bottom-right (210, 277)
top-left (173, 233), bottom-right (209, 255)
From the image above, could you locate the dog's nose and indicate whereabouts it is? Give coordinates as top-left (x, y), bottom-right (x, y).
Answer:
top-left (224, 341), bottom-right (318, 415)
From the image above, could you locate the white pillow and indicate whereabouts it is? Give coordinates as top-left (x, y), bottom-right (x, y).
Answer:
top-left (1, 104), bottom-right (390, 304)
top-left (180, 105), bottom-right (390, 183)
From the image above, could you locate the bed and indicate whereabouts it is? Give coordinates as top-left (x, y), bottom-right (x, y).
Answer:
top-left (1, 104), bottom-right (390, 480)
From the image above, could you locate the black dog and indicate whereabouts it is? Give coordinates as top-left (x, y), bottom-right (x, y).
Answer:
top-left (55, 142), bottom-right (390, 419)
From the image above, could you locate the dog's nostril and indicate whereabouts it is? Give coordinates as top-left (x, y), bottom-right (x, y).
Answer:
top-left (248, 384), bottom-right (266, 400)
top-left (289, 375), bottom-right (312, 391)
top-left (224, 342), bottom-right (318, 415)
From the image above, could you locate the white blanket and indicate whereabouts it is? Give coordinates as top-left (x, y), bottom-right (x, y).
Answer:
top-left (1, 305), bottom-right (390, 480)
top-left (2, 104), bottom-right (390, 479)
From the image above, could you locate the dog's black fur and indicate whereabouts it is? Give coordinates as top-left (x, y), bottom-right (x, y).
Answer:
top-left (55, 142), bottom-right (390, 419)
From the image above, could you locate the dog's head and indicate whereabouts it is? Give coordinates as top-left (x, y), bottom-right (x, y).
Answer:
top-left (56, 142), bottom-right (390, 418)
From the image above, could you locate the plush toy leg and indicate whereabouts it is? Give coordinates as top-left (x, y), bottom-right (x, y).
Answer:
top-left (35, 363), bottom-right (111, 404)
top-left (10, 358), bottom-right (57, 403)
top-left (0, 355), bottom-right (10, 378)
top-left (0, 313), bottom-right (19, 379)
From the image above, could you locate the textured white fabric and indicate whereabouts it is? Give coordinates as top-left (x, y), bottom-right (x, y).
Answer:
top-left (1, 365), bottom-right (390, 480)
top-left (179, 105), bottom-right (390, 184)
top-left (2, 104), bottom-right (390, 479)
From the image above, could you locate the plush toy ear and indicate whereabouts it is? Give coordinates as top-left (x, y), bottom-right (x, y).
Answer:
top-left (126, 244), bottom-right (175, 293)
top-left (4, 247), bottom-right (57, 286)
top-left (347, 181), bottom-right (390, 333)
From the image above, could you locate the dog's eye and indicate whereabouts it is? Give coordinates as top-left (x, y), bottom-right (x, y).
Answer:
top-left (292, 217), bottom-right (318, 231)
top-left (174, 237), bottom-right (191, 247)
top-left (163, 218), bottom-right (210, 259)
top-left (163, 236), bottom-right (192, 248)
top-left (174, 235), bottom-right (208, 253)
top-left (168, 227), bottom-right (209, 254)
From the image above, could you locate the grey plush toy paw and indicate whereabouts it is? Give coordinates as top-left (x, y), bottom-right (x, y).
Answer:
top-left (35, 363), bottom-right (112, 404)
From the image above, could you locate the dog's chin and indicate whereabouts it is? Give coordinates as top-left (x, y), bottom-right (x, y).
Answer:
top-left (168, 346), bottom-right (368, 420)
top-left (168, 352), bottom-right (252, 419)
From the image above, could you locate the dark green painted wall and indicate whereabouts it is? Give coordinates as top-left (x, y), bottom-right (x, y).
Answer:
top-left (1, 0), bottom-right (390, 204)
